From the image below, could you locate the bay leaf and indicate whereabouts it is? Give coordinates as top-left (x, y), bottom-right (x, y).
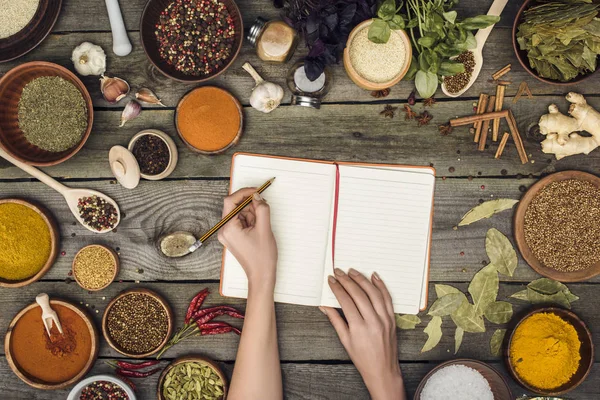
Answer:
top-left (451, 301), bottom-right (486, 333)
top-left (527, 288), bottom-right (571, 309)
top-left (509, 289), bottom-right (529, 301)
top-left (458, 199), bottom-right (519, 226)
top-left (395, 314), bottom-right (421, 330)
top-left (428, 293), bottom-right (465, 316)
top-left (421, 316), bottom-right (443, 353)
top-left (483, 301), bottom-right (513, 324)
top-left (468, 263), bottom-right (499, 315)
top-left (486, 228), bottom-right (518, 277)
top-left (454, 327), bottom-right (464, 355)
top-left (527, 278), bottom-right (565, 295)
top-left (435, 284), bottom-right (461, 298)
top-left (563, 287), bottom-right (580, 303)
top-left (490, 329), bottom-right (506, 357)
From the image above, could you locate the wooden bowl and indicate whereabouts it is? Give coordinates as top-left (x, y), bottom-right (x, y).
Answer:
top-left (140, 0), bottom-right (244, 83)
top-left (514, 170), bottom-right (600, 282)
top-left (0, 198), bottom-right (59, 287)
top-left (0, 0), bottom-right (62, 63)
top-left (4, 299), bottom-right (99, 390)
top-left (505, 307), bottom-right (594, 395)
top-left (343, 19), bottom-right (412, 91)
top-left (128, 129), bottom-right (179, 180)
top-left (72, 244), bottom-right (120, 291)
top-left (513, 0), bottom-right (599, 85)
top-left (414, 359), bottom-right (512, 400)
top-left (0, 62), bottom-right (94, 166)
top-left (102, 288), bottom-right (173, 358)
top-left (175, 86), bottom-right (243, 155)
top-left (157, 356), bottom-right (228, 400)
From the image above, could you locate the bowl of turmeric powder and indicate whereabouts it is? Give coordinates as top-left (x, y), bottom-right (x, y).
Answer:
top-left (506, 307), bottom-right (594, 395)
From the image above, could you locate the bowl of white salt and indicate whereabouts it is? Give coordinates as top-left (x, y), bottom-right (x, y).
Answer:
top-left (343, 19), bottom-right (412, 91)
top-left (414, 359), bottom-right (512, 400)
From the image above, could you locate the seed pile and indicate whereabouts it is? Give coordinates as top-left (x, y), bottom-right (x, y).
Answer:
top-left (524, 179), bottom-right (600, 272)
top-left (155, 0), bottom-right (236, 76)
top-left (132, 135), bottom-right (170, 175)
top-left (443, 51), bottom-right (475, 94)
top-left (106, 293), bottom-right (169, 355)
top-left (77, 196), bottom-right (118, 231)
top-left (0, 0), bottom-right (40, 39)
top-left (73, 246), bottom-right (116, 290)
top-left (349, 26), bottom-right (406, 83)
top-left (162, 361), bottom-right (224, 400)
top-left (79, 381), bottom-right (129, 400)
top-left (18, 77), bottom-right (87, 152)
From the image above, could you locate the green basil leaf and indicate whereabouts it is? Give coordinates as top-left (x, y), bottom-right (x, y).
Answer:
top-left (443, 11), bottom-right (457, 24)
top-left (458, 15), bottom-right (500, 30)
top-left (403, 56), bottom-right (418, 81)
top-left (388, 14), bottom-right (405, 30)
top-left (368, 19), bottom-right (391, 44)
top-left (415, 70), bottom-right (438, 99)
top-left (377, 0), bottom-right (397, 21)
top-left (439, 61), bottom-right (465, 76)
top-left (418, 36), bottom-right (437, 48)
top-left (406, 18), bottom-right (419, 29)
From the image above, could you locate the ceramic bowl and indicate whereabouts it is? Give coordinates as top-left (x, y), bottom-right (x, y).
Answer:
top-left (72, 244), bottom-right (120, 291)
top-left (128, 129), bottom-right (178, 180)
top-left (140, 0), bottom-right (243, 83)
top-left (0, 198), bottom-right (59, 287)
top-left (514, 170), bottom-right (600, 282)
top-left (67, 374), bottom-right (136, 400)
top-left (157, 356), bottom-right (228, 400)
top-left (505, 307), bottom-right (594, 395)
top-left (0, 61), bottom-right (94, 166)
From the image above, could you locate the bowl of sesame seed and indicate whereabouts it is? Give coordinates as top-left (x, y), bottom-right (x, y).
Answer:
top-left (72, 244), bottom-right (119, 291)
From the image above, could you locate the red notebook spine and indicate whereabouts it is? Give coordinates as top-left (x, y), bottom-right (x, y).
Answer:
top-left (332, 163), bottom-right (340, 267)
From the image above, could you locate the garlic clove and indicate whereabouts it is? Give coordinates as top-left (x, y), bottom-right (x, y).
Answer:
top-left (135, 88), bottom-right (166, 107)
top-left (101, 76), bottom-right (130, 104)
top-left (72, 42), bottom-right (106, 76)
top-left (119, 100), bottom-right (142, 127)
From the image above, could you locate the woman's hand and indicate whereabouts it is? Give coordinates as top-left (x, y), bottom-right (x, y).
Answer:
top-left (218, 188), bottom-right (278, 289)
top-left (320, 269), bottom-right (406, 400)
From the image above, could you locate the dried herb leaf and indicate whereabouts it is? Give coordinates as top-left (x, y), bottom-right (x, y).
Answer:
top-left (527, 288), bottom-right (571, 309)
top-left (510, 289), bottom-right (529, 301)
top-left (468, 263), bottom-right (499, 315)
top-left (435, 284), bottom-right (461, 298)
top-left (486, 228), bottom-right (518, 277)
top-left (527, 278), bottom-right (565, 295)
top-left (458, 199), bottom-right (519, 226)
top-left (395, 314), bottom-right (421, 330)
top-left (490, 329), bottom-right (506, 357)
top-left (454, 327), bottom-right (464, 354)
top-left (421, 316), bottom-right (443, 353)
top-left (483, 301), bottom-right (513, 324)
top-left (451, 301), bottom-right (486, 333)
top-left (428, 293), bottom-right (465, 316)
top-left (563, 287), bottom-right (580, 303)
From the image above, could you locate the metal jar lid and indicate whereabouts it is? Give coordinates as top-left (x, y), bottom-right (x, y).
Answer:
top-left (246, 17), bottom-right (267, 46)
top-left (291, 94), bottom-right (322, 109)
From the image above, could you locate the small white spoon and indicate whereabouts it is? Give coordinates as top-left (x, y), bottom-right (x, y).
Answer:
top-left (442, 0), bottom-right (509, 98)
top-left (0, 148), bottom-right (120, 233)
top-left (105, 0), bottom-right (132, 56)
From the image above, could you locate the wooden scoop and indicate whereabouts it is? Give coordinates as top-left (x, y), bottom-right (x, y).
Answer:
top-left (36, 293), bottom-right (63, 336)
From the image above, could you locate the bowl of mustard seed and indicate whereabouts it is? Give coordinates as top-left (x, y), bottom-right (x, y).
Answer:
top-left (72, 245), bottom-right (119, 291)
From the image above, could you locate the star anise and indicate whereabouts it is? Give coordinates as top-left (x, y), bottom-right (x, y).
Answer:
top-left (380, 105), bottom-right (398, 118)
top-left (423, 97), bottom-right (436, 107)
top-left (438, 123), bottom-right (453, 136)
top-left (371, 88), bottom-right (391, 98)
top-left (416, 111), bottom-right (433, 127)
top-left (407, 90), bottom-right (416, 106)
top-left (404, 104), bottom-right (417, 120)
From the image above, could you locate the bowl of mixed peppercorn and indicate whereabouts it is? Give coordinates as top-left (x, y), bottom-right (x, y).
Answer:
top-left (140, 0), bottom-right (243, 82)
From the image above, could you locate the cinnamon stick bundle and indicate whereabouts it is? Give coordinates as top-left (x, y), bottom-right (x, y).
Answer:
top-left (478, 95), bottom-right (496, 151)
top-left (450, 110), bottom-right (509, 127)
top-left (492, 64), bottom-right (511, 80)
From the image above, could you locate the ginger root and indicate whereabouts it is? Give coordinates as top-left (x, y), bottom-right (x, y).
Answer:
top-left (538, 92), bottom-right (600, 160)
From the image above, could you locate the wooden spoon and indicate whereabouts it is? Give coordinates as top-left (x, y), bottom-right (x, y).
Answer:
top-left (0, 148), bottom-right (120, 233)
top-left (441, 0), bottom-right (509, 98)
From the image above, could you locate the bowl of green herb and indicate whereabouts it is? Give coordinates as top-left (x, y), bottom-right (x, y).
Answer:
top-left (513, 0), bottom-right (600, 85)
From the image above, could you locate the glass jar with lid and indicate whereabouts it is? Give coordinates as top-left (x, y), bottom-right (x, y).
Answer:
top-left (286, 61), bottom-right (332, 109)
top-left (247, 17), bottom-right (299, 63)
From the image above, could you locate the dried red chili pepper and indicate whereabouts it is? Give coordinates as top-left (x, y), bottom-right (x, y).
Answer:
top-left (116, 367), bottom-right (161, 378)
top-left (200, 326), bottom-right (236, 335)
top-left (195, 308), bottom-right (245, 326)
top-left (116, 374), bottom-right (137, 391)
top-left (192, 305), bottom-right (242, 321)
top-left (198, 321), bottom-right (230, 330)
top-left (116, 360), bottom-right (160, 370)
top-left (185, 288), bottom-right (209, 324)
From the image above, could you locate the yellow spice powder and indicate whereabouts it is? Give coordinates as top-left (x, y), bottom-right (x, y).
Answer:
top-left (0, 203), bottom-right (51, 281)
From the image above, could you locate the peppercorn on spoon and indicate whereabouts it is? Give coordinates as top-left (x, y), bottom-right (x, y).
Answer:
top-left (0, 147), bottom-right (120, 233)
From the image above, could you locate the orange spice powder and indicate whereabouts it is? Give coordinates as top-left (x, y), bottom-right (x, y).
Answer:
top-left (176, 86), bottom-right (242, 152)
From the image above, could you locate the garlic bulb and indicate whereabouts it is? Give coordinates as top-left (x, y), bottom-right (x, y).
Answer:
top-left (242, 62), bottom-right (284, 113)
top-left (72, 42), bottom-right (106, 76)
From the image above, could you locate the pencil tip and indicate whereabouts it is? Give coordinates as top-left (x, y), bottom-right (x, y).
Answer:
top-left (270, 177), bottom-right (276, 183)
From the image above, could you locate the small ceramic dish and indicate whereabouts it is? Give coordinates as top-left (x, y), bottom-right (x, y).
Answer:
top-left (72, 244), bottom-right (120, 291)
top-left (102, 288), bottom-right (173, 358)
top-left (128, 129), bottom-right (178, 180)
top-left (157, 356), bottom-right (228, 400)
top-left (505, 307), bottom-right (594, 395)
top-left (67, 374), bottom-right (136, 400)
top-left (0, 198), bottom-right (59, 288)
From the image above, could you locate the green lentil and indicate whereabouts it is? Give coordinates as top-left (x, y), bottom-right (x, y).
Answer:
top-left (73, 245), bottom-right (116, 290)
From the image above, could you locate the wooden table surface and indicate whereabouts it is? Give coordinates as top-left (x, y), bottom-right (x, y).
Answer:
top-left (1, 0), bottom-right (599, 398)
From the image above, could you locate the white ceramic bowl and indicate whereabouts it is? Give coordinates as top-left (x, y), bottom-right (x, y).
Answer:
top-left (67, 374), bottom-right (136, 400)
top-left (128, 129), bottom-right (178, 180)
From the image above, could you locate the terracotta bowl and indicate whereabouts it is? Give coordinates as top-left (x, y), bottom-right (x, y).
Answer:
top-left (0, 198), bottom-right (59, 288)
top-left (513, 0), bottom-right (599, 85)
top-left (505, 307), bottom-right (594, 395)
top-left (72, 244), bottom-right (120, 291)
top-left (4, 299), bottom-right (99, 390)
top-left (0, 62), bottom-right (94, 166)
top-left (102, 288), bottom-right (173, 358)
top-left (157, 356), bottom-right (228, 400)
top-left (514, 170), bottom-right (600, 282)
top-left (140, 0), bottom-right (244, 83)
top-left (343, 19), bottom-right (413, 91)
top-left (0, 0), bottom-right (62, 63)
top-left (413, 359), bottom-right (512, 400)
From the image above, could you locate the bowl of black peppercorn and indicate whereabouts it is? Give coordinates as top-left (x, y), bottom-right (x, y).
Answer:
top-left (140, 0), bottom-right (244, 83)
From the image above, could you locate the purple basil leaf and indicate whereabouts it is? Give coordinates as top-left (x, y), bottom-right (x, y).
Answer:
top-left (340, 4), bottom-right (357, 27)
top-left (325, 13), bottom-right (339, 31)
top-left (305, 58), bottom-right (325, 81)
top-left (308, 39), bottom-right (326, 58)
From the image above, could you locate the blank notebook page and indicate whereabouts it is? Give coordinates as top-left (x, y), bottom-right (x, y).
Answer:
top-left (320, 165), bottom-right (435, 314)
top-left (221, 155), bottom-right (336, 306)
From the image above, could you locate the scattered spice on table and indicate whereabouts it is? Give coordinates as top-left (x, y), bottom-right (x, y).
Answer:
top-left (78, 196), bottom-right (118, 231)
top-left (0, 0), bottom-right (40, 39)
top-left (106, 293), bottom-right (169, 355)
top-left (380, 105), bottom-right (397, 118)
top-left (0, 202), bottom-right (51, 281)
top-left (131, 134), bottom-right (170, 175)
top-left (438, 124), bottom-right (453, 136)
top-left (73, 245), bottom-right (117, 290)
top-left (155, 0), bottom-right (236, 76)
top-left (443, 51), bottom-right (475, 94)
top-left (162, 361), bottom-right (224, 400)
top-left (420, 364), bottom-right (493, 400)
top-left (416, 111), bottom-right (433, 127)
top-left (79, 381), bottom-right (129, 400)
top-left (510, 312), bottom-right (581, 390)
top-left (371, 88), bottom-right (390, 98)
top-left (524, 179), bottom-right (600, 272)
top-left (423, 97), bottom-right (436, 107)
top-left (10, 304), bottom-right (92, 383)
top-left (18, 76), bottom-right (88, 152)
top-left (404, 105), bottom-right (417, 120)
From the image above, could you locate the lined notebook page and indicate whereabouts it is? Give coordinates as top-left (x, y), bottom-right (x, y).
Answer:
top-left (320, 165), bottom-right (435, 314)
top-left (221, 155), bottom-right (335, 306)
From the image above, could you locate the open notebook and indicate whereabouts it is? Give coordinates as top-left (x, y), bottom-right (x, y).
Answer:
top-left (221, 153), bottom-right (436, 315)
